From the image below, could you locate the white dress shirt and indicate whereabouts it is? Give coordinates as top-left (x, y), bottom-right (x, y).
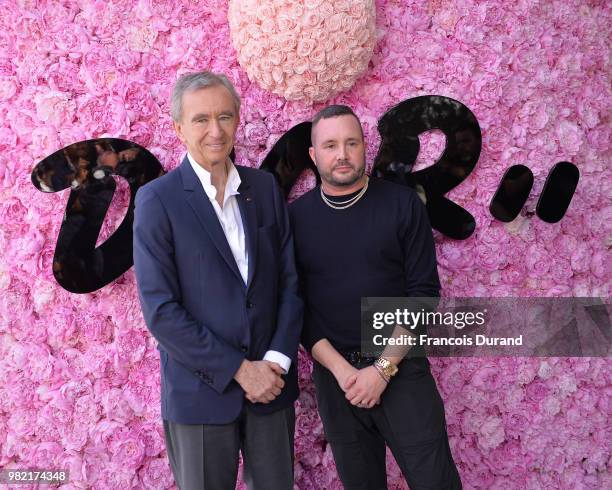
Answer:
top-left (187, 153), bottom-right (291, 373)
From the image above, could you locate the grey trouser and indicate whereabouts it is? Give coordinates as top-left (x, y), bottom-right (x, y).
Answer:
top-left (163, 405), bottom-right (295, 490)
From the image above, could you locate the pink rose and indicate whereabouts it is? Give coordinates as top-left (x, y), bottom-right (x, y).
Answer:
top-left (81, 344), bottom-right (112, 378)
top-left (73, 394), bottom-right (101, 427)
top-left (290, 55), bottom-right (309, 75)
top-left (59, 379), bottom-right (93, 406)
top-left (271, 67), bottom-right (284, 84)
top-left (433, 6), bottom-right (460, 32)
top-left (109, 427), bottom-right (146, 469)
top-left (525, 380), bottom-right (549, 403)
top-left (569, 241), bottom-right (590, 273)
top-left (277, 13), bottom-right (296, 32)
top-left (29, 126), bottom-right (61, 159)
top-left (550, 257), bottom-right (573, 283)
top-left (556, 120), bottom-right (583, 154)
top-left (304, 0), bottom-right (323, 9)
top-left (27, 442), bottom-right (63, 468)
top-left (46, 59), bottom-right (82, 94)
top-left (524, 243), bottom-right (551, 276)
top-left (122, 80), bottom-right (159, 123)
top-left (137, 422), bottom-right (167, 457)
top-left (477, 415), bottom-right (505, 451)
top-left (333, 0), bottom-right (350, 12)
top-left (100, 388), bottom-right (135, 422)
top-left (141, 54), bottom-right (171, 84)
top-left (260, 18), bottom-right (276, 35)
top-left (244, 121), bottom-right (269, 146)
top-left (96, 467), bottom-right (138, 488)
top-left (57, 452), bottom-right (84, 483)
top-left (303, 11), bottom-right (322, 29)
top-left (256, 3), bottom-right (275, 21)
top-left (127, 25), bottom-right (158, 52)
top-left (477, 243), bottom-right (508, 270)
top-left (7, 410), bottom-right (37, 439)
top-left (128, 121), bottom-right (154, 147)
top-left (115, 329), bottom-right (147, 365)
top-left (140, 457), bottom-right (175, 489)
top-left (62, 420), bottom-right (89, 451)
top-left (16, 52), bottom-right (52, 85)
top-left (81, 445), bottom-right (111, 484)
top-left (541, 395), bottom-right (561, 417)
top-left (53, 24), bottom-right (89, 55)
top-left (324, 13), bottom-right (344, 32)
top-left (319, 1), bottom-right (334, 18)
top-left (297, 38), bottom-right (316, 58)
top-left (78, 44), bottom-right (121, 96)
top-left (76, 95), bottom-right (130, 137)
top-left (310, 46), bottom-right (326, 65)
top-left (0, 126), bottom-right (17, 150)
top-left (286, 2), bottom-right (304, 18)
top-left (34, 89), bottom-right (76, 127)
top-left (471, 364), bottom-right (504, 391)
top-left (277, 31), bottom-right (297, 50)
top-left (113, 48), bottom-right (141, 72)
top-left (41, 2), bottom-right (76, 31)
top-left (0, 76), bottom-right (17, 100)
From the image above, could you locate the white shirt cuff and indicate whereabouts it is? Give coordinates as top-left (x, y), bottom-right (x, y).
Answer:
top-left (263, 350), bottom-right (291, 374)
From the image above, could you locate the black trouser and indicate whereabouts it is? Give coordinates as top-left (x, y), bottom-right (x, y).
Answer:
top-left (312, 357), bottom-right (462, 490)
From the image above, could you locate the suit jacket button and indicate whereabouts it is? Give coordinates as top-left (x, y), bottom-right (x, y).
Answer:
top-left (241, 345), bottom-right (248, 352)
top-left (247, 301), bottom-right (254, 308)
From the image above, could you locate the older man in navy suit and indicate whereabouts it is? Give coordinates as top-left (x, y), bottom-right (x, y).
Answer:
top-left (133, 71), bottom-right (302, 490)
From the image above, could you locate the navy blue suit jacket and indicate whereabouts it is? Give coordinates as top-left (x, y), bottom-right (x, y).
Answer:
top-left (133, 156), bottom-right (302, 424)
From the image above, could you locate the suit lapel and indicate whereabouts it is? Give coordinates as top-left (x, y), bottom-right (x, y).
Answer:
top-left (235, 167), bottom-right (258, 290)
top-left (180, 157), bottom-right (244, 285)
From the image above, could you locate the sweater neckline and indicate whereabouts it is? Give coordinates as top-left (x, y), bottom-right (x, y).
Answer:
top-left (321, 185), bottom-right (366, 203)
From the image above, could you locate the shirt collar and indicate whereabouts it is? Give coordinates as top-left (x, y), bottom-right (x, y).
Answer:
top-left (187, 152), bottom-right (241, 204)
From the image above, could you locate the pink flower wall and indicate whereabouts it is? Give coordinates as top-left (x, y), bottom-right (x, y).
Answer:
top-left (0, 0), bottom-right (610, 488)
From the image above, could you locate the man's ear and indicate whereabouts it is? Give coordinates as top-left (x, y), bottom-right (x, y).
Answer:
top-left (173, 120), bottom-right (185, 145)
top-left (308, 146), bottom-right (316, 164)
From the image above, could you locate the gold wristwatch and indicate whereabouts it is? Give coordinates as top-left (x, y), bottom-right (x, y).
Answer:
top-left (375, 357), bottom-right (398, 378)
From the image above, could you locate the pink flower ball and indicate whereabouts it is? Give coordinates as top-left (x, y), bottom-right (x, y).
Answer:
top-left (228, 0), bottom-right (376, 103)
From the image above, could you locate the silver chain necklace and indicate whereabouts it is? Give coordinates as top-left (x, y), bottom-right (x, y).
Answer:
top-left (320, 176), bottom-right (369, 210)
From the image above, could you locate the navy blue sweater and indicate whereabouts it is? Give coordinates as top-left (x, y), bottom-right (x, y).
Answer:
top-left (289, 177), bottom-right (441, 352)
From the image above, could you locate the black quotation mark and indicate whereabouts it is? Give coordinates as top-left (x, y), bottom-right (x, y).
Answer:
top-left (491, 162), bottom-right (580, 223)
top-left (31, 96), bottom-right (579, 293)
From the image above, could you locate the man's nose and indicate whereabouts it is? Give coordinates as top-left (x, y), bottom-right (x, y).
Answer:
top-left (338, 144), bottom-right (347, 160)
top-left (209, 118), bottom-right (223, 137)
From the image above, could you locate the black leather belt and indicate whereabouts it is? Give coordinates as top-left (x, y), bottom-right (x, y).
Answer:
top-left (338, 350), bottom-right (378, 368)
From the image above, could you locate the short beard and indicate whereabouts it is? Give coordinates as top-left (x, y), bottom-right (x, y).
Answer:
top-left (322, 163), bottom-right (365, 188)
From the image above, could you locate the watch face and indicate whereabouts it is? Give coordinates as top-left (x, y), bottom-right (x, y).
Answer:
top-left (377, 358), bottom-right (397, 376)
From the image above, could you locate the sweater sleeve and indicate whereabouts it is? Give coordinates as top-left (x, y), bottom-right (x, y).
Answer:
top-left (289, 200), bottom-right (325, 353)
top-left (402, 190), bottom-right (442, 298)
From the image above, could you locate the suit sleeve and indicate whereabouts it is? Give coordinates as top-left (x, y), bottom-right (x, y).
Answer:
top-left (265, 174), bottom-right (304, 362)
top-left (133, 185), bottom-right (245, 394)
